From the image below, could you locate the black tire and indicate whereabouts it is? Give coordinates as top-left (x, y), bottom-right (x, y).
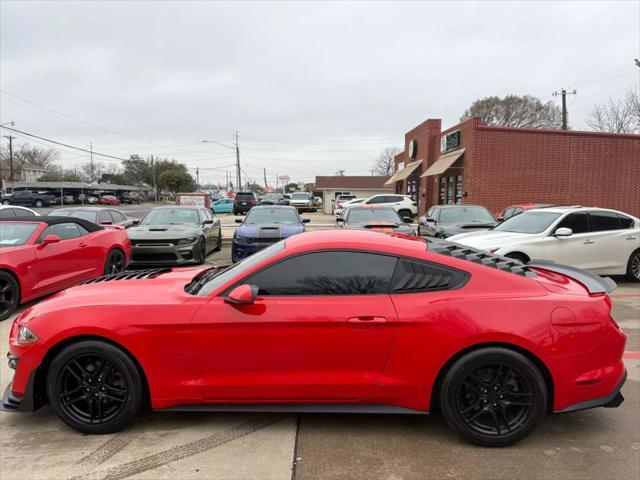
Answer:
top-left (439, 347), bottom-right (547, 447)
top-left (196, 237), bottom-right (207, 264)
top-left (398, 209), bottom-right (412, 220)
top-left (34, 200), bottom-right (44, 208)
top-left (213, 228), bottom-right (222, 252)
top-left (626, 249), bottom-right (640, 283)
top-left (1, 200), bottom-right (9, 205)
top-left (46, 340), bottom-right (144, 434)
top-left (103, 249), bottom-right (126, 275)
top-left (505, 252), bottom-right (529, 264)
top-left (0, 271), bottom-right (20, 321)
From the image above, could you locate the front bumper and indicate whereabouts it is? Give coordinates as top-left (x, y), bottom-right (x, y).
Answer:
top-left (0, 369), bottom-right (41, 413)
top-left (232, 239), bottom-right (279, 262)
top-left (130, 243), bottom-right (199, 266)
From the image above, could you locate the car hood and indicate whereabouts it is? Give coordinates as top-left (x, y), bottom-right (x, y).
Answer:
top-left (439, 222), bottom-right (496, 236)
top-left (24, 267), bottom-right (208, 316)
top-left (448, 230), bottom-right (534, 248)
top-left (236, 223), bottom-right (304, 239)
top-left (127, 224), bottom-right (201, 240)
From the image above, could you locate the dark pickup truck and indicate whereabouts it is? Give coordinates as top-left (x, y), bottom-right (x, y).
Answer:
top-left (1, 190), bottom-right (57, 208)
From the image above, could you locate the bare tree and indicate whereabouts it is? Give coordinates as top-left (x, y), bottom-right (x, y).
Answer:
top-left (373, 146), bottom-right (400, 176)
top-left (587, 90), bottom-right (640, 134)
top-left (461, 95), bottom-right (562, 129)
top-left (79, 160), bottom-right (106, 182)
top-left (0, 142), bottom-right (59, 181)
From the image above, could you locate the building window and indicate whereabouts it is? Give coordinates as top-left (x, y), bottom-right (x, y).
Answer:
top-left (455, 175), bottom-right (463, 204)
top-left (439, 178), bottom-right (447, 204)
top-left (438, 175), bottom-right (464, 205)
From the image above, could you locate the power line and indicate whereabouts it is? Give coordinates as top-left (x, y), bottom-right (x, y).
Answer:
top-left (0, 125), bottom-right (128, 161)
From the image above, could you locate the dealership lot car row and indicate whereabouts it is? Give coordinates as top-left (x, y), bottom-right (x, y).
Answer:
top-left (0, 198), bottom-right (637, 449)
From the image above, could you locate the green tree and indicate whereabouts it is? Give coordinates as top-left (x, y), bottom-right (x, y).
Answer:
top-left (157, 168), bottom-right (196, 196)
top-left (38, 169), bottom-right (83, 182)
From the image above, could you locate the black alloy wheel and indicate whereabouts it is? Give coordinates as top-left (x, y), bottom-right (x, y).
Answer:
top-left (104, 249), bottom-right (126, 275)
top-left (197, 237), bottom-right (207, 264)
top-left (47, 340), bottom-right (143, 434)
top-left (627, 250), bottom-right (640, 282)
top-left (440, 348), bottom-right (546, 447)
top-left (0, 272), bottom-right (19, 321)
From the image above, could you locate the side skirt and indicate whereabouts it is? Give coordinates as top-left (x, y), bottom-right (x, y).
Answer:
top-left (156, 404), bottom-right (429, 415)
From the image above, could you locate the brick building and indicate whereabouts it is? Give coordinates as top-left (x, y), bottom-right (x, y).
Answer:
top-left (385, 117), bottom-right (640, 217)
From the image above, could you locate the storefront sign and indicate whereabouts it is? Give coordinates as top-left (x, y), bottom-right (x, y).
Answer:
top-left (440, 130), bottom-right (461, 152)
top-left (408, 139), bottom-right (417, 159)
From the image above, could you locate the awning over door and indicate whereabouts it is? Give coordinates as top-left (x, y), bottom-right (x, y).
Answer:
top-left (421, 149), bottom-right (465, 177)
top-left (384, 160), bottom-right (423, 186)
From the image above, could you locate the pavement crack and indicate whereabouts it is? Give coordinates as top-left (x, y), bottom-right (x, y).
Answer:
top-left (66, 414), bottom-right (289, 480)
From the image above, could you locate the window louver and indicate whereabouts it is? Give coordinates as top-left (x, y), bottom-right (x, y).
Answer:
top-left (425, 238), bottom-right (536, 278)
top-left (82, 268), bottom-right (171, 285)
top-left (390, 259), bottom-right (468, 293)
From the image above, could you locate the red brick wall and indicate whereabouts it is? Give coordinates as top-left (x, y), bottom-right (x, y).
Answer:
top-left (465, 126), bottom-right (640, 217)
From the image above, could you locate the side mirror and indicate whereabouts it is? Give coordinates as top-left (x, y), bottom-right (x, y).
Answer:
top-left (496, 216), bottom-right (504, 222)
top-left (424, 217), bottom-right (435, 223)
top-left (102, 220), bottom-right (112, 225)
top-left (38, 234), bottom-right (61, 249)
top-left (302, 218), bottom-right (310, 223)
top-left (203, 219), bottom-right (214, 225)
top-left (235, 218), bottom-right (243, 224)
top-left (555, 227), bottom-right (573, 237)
top-left (130, 217), bottom-right (140, 225)
top-left (224, 284), bottom-right (259, 305)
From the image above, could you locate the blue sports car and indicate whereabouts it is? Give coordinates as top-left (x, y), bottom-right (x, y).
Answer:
top-left (232, 205), bottom-right (309, 262)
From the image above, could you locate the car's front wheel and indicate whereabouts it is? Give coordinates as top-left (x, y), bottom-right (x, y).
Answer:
top-left (439, 347), bottom-right (547, 447)
top-left (47, 340), bottom-right (144, 434)
top-left (626, 249), bottom-right (640, 282)
top-left (213, 229), bottom-right (222, 252)
top-left (34, 200), bottom-right (44, 208)
top-left (104, 249), bottom-right (126, 275)
top-left (196, 237), bottom-right (207, 264)
top-left (1, 200), bottom-right (9, 205)
top-left (0, 272), bottom-right (19, 321)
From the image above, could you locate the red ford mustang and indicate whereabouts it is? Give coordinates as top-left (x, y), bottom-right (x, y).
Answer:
top-left (0, 217), bottom-right (131, 320)
top-left (1, 230), bottom-right (626, 446)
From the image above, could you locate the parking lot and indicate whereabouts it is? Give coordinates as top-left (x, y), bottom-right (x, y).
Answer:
top-left (0, 214), bottom-right (638, 480)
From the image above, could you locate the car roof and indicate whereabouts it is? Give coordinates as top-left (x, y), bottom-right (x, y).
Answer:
top-left (284, 229), bottom-right (425, 257)
top-left (249, 205), bottom-right (297, 210)
top-left (527, 206), bottom-right (631, 215)
top-left (347, 205), bottom-right (397, 211)
top-left (0, 216), bottom-right (104, 232)
top-left (152, 205), bottom-right (201, 210)
top-left (50, 207), bottom-right (104, 212)
top-left (436, 205), bottom-right (488, 209)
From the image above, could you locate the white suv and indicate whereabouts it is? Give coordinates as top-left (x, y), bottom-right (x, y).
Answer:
top-left (448, 206), bottom-right (640, 282)
top-left (362, 194), bottom-right (418, 219)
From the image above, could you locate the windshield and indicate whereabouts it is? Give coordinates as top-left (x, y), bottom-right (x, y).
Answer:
top-left (245, 208), bottom-right (299, 224)
top-left (346, 208), bottom-right (400, 224)
top-left (141, 208), bottom-right (200, 225)
top-left (438, 207), bottom-right (495, 224)
top-left (48, 210), bottom-right (97, 222)
top-left (494, 211), bottom-right (562, 234)
top-left (291, 193), bottom-right (310, 200)
top-left (197, 241), bottom-right (285, 296)
top-left (0, 223), bottom-right (39, 247)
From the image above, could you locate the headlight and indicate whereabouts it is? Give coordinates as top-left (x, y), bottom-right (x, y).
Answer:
top-left (177, 237), bottom-right (197, 246)
top-left (17, 326), bottom-right (38, 345)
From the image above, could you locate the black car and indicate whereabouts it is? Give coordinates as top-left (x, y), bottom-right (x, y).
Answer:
top-left (260, 193), bottom-right (290, 206)
top-left (337, 206), bottom-right (415, 235)
top-left (1, 190), bottom-right (56, 208)
top-left (233, 192), bottom-right (257, 215)
top-left (418, 205), bottom-right (497, 238)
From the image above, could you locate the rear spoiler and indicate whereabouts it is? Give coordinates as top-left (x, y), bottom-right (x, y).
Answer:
top-left (528, 260), bottom-right (617, 294)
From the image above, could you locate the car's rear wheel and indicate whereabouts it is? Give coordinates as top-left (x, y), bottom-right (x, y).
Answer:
top-left (626, 249), bottom-right (640, 282)
top-left (104, 249), bottom-right (126, 275)
top-left (46, 340), bottom-right (143, 434)
top-left (0, 272), bottom-right (19, 321)
top-left (34, 200), bottom-right (44, 208)
top-left (2, 200), bottom-right (9, 205)
top-left (439, 347), bottom-right (547, 447)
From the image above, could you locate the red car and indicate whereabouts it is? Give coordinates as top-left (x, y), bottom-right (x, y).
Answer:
top-left (98, 195), bottom-right (121, 206)
top-left (1, 230), bottom-right (626, 447)
top-left (0, 217), bottom-right (131, 320)
top-left (498, 203), bottom-right (554, 221)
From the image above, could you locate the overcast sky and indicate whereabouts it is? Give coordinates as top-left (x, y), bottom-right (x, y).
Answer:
top-left (1, 0), bottom-right (638, 185)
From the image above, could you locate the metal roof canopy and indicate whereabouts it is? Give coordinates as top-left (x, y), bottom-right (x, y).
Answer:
top-left (8, 181), bottom-right (151, 192)
top-left (421, 148), bottom-right (465, 177)
top-left (384, 160), bottom-right (423, 186)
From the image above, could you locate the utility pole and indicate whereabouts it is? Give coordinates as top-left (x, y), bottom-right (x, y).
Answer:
top-left (552, 88), bottom-right (577, 130)
top-left (235, 131), bottom-right (241, 190)
top-left (151, 155), bottom-right (158, 202)
top-left (263, 168), bottom-right (268, 190)
top-left (196, 167), bottom-right (200, 189)
top-left (89, 142), bottom-right (94, 182)
top-left (3, 135), bottom-right (16, 182)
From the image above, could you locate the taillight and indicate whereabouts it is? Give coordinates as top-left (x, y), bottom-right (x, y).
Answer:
top-left (337, 203), bottom-right (343, 208)
top-left (250, 199), bottom-right (256, 205)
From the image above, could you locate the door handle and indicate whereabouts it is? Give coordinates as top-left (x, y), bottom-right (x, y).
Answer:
top-left (79, 242), bottom-right (88, 247)
top-left (348, 316), bottom-right (387, 325)
top-left (583, 239), bottom-right (594, 244)
top-left (626, 236), bottom-right (637, 240)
